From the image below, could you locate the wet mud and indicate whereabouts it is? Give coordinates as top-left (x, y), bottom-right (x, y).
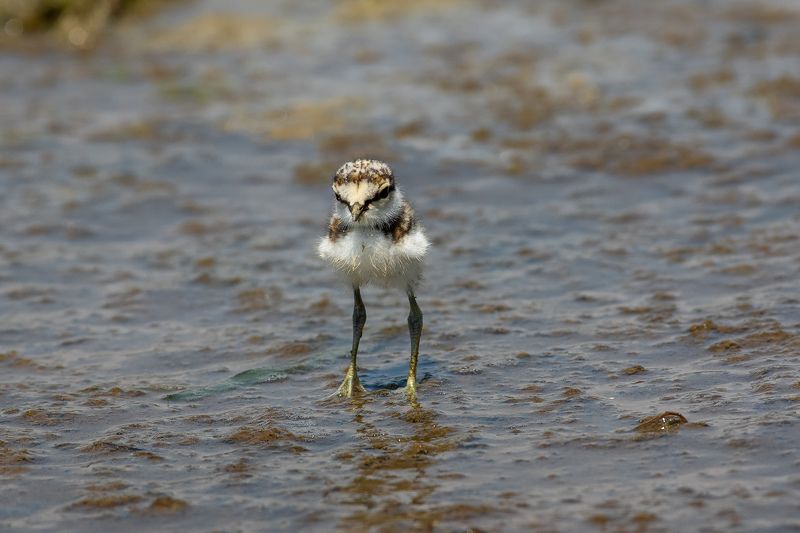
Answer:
top-left (1, 0), bottom-right (800, 531)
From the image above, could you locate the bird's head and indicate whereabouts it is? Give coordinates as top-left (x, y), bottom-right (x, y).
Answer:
top-left (331, 159), bottom-right (398, 225)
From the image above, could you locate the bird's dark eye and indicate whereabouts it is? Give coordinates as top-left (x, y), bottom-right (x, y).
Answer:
top-left (376, 187), bottom-right (390, 200)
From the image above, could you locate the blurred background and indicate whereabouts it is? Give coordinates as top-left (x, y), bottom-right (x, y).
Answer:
top-left (1, 0), bottom-right (799, 531)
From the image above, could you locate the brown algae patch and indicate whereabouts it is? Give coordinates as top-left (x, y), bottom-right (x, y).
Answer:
top-left (335, 0), bottom-right (466, 23)
top-left (0, 441), bottom-right (33, 476)
top-left (622, 365), bottom-right (647, 375)
top-left (706, 325), bottom-right (798, 355)
top-left (708, 340), bottom-right (742, 353)
top-left (269, 341), bottom-right (312, 358)
top-left (87, 119), bottom-right (182, 143)
top-left (235, 287), bottom-right (282, 313)
top-left (80, 441), bottom-right (142, 454)
top-left (571, 135), bottom-right (717, 177)
top-left (634, 412), bottom-right (688, 433)
top-left (68, 494), bottom-right (143, 511)
top-left (223, 459), bottom-right (251, 475)
top-left (293, 160), bottom-right (341, 185)
top-left (148, 496), bottom-right (189, 513)
top-left (317, 131), bottom-right (395, 162)
top-left (619, 304), bottom-right (676, 323)
top-left (84, 481), bottom-right (129, 492)
top-left (262, 98), bottom-right (362, 141)
top-left (194, 256), bottom-right (215, 269)
top-left (226, 425), bottom-right (308, 453)
top-left (21, 408), bottom-right (73, 426)
top-left (178, 219), bottom-right (217, 236)
top-left (0, 351), bottom-right (47, 371)
top-left (148, 13), bottom-right (279, 53)
top-left (687, 319), bottom-right (742, 340)
top-left (737, 329), bottom-right (796, 348)
top-left (0, 0), bottom-right (170, 50)
top-left (588, 510), bottom-right (660, 531)
top-left (134, 451), bottom-right (164, 461)
top-left (81, 386), bottom-right (145, 398)
top-left (718, 264), bottom-right (757, 276)
top-left (749, 76), bottom-right (800, 120)
top-left (688, 68), bottom-right (735, 91)
top-left (83, 398), bottom-right (109, 407)
top-left (340, 502), bottom-right (497, 531)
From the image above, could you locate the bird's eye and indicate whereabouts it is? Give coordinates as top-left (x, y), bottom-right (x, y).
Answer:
top-left (377, 188), bottom-right (390, 200)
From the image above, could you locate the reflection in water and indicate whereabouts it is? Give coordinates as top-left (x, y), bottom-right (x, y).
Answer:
top-left (330, 403), bottom-right (492, 530)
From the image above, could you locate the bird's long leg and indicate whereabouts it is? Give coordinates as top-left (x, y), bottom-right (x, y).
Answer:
top-left (405, 288), bottom-right (423, 402)
top-left (336, 286), bottom-right (367, 397)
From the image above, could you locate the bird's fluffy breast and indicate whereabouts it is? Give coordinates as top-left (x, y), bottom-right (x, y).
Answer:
top-left (318, 227), bottom-right (428, 288)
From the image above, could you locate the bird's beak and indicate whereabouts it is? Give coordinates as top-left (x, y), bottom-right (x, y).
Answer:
top-left (350, 202), bottom-right (365, 221)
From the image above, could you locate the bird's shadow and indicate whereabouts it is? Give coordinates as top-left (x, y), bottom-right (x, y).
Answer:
top-left (359, 359), bottom-right (435, 391)
top-left (162, 352), bottom-right (437, 403)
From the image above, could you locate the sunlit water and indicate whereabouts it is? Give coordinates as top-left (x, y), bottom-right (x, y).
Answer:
top-left (1, 0), bottom-right (799, 530)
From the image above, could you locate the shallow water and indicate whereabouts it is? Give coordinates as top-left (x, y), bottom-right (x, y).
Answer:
top-left (1, 0), bottom-right (800, 531)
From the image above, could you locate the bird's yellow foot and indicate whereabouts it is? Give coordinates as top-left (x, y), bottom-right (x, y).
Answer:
top-left (336, 365), bottom-right (367, 398)
top-left (405, 375), bottom-right (418, 404)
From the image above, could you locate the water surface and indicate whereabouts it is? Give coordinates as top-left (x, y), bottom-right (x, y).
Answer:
top-left (1, 0), bottom-right (799, 530)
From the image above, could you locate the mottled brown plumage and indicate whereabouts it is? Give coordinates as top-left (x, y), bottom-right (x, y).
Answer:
top-left (333, 159), bottom-right (394, 187)
top-left (330, 198), bottom-right (416, 245)
top-left (381, 200), bottom-right (416, 243)
top-left (327, 215), bottom-right (345, 242)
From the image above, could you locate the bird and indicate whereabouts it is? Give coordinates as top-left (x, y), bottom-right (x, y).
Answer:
top-left (318, 159), bottom-right (429, 401)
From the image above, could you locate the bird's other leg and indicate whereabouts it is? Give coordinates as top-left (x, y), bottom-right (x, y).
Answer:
top-left (405, 288), bottom-right (423, 402)
top-left (336, 286), bottom-right (367, 397)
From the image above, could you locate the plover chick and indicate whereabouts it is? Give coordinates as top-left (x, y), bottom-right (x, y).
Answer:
top-left (318, 159), bottom-right (430, 401)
